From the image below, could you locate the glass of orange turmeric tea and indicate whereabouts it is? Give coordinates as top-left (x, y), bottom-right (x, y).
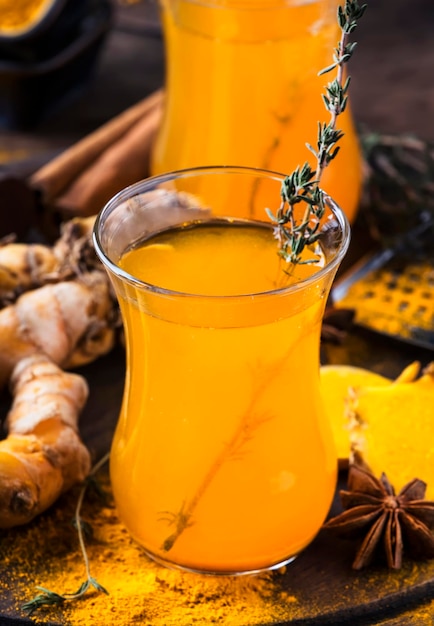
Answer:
top-left (151, 0), bottom-right (362, 223)
top-left (93, 166), bottom-right (350, 575)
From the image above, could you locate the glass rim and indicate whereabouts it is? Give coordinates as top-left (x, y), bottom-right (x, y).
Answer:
top-left (93, 165), bottom-right (351, 301)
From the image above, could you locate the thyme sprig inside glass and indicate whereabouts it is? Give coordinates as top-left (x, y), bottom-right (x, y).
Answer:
top-left (266, 0), bottom-right (367, 268)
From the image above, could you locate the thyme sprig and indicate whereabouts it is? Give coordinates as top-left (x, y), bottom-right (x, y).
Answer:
top-left (267, 0), bottom-right (366, 267)
top-left (22, 453), bottom-right (110, 616)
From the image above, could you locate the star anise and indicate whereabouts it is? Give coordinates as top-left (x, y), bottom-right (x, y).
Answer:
top-left (323, 464), bottom-right (434, 569)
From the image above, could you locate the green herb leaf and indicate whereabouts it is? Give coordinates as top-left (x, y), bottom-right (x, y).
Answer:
top-left (271, 1), bottom-right (366, 268)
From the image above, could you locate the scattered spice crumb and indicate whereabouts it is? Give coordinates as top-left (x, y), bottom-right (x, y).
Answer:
top-left (0, 473), bottom-right (297, 626)
top-left (2, 470), bottom-right (434, 625)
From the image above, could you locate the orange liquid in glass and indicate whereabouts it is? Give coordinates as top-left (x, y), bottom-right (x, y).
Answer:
top-left (152, 0), bottom-right (363, 222)
top-left (111, 221), bottom-right (337, 573)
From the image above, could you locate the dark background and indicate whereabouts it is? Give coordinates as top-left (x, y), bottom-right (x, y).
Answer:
top-left (1, 0), bottom-right (434, 163)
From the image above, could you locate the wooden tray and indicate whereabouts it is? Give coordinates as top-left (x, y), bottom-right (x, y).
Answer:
top-left (1, 327), bottom-right (434, 626)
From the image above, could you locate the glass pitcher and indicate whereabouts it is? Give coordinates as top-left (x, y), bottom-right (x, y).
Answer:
top-left (151, 0), bottom-right (363, 223)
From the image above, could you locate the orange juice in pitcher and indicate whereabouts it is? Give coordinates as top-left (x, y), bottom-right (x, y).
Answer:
top-left (151, 0), bottom-right (362, 222)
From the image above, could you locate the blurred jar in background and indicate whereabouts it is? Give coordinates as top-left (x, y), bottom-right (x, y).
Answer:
top-left (0, 0), bottom-right (112, 129)
top-left (151, 0), bottom-right (363, 223)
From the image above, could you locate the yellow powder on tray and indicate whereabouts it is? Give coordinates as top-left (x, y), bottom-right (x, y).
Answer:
top-left (0, 471), bottom-right (298, 626)
top-left (3, 469), bottom-right (434, 625)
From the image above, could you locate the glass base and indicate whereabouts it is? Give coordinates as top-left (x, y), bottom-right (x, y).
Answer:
top-left (141, 547), bottom-right (298, 577)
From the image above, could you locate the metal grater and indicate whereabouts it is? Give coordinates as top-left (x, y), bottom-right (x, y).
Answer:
top-left (332, 220), bottom-right (434, 350)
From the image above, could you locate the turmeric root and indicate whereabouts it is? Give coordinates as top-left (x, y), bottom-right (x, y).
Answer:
top-left (0, 218), bottom-right (119, 527)
top-left (0, 354), bottom-right (91, 529)
top-left (52, 216), bottom-right (97, 278)
top-left (0, 216), bottom-right (97, 308)
top-left (0, 240), bottom-right (60, 307)
top-left (0, 270), bottom-right (116, 389)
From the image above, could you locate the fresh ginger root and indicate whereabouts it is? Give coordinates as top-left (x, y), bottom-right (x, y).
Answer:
top-left (0, 241), bottom-right (59, 305)
top-left (0, 216), bottom-right (96, 308)
top-left (0, 217), bottom-right (116, 389)
top-left (0, 216), bottom-right (118, 527)
top-left (0, 354), bottom-right (91, 528)
top-left (0, 270), bottom-right (116, 390)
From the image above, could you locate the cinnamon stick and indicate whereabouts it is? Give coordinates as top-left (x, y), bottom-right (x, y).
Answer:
top-left (30, 89), bottom-right (164, 203)
top-left (54, 103), bottom-right (163, 218)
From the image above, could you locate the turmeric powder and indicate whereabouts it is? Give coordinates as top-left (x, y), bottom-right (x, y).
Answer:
top-left (2, 469), bottom-right (434, 625)
top-left (0, 472), bottom-right (297, 626)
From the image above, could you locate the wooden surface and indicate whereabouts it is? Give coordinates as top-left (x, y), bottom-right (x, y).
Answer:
top-left (1, 1), bottom-right (434, 624)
